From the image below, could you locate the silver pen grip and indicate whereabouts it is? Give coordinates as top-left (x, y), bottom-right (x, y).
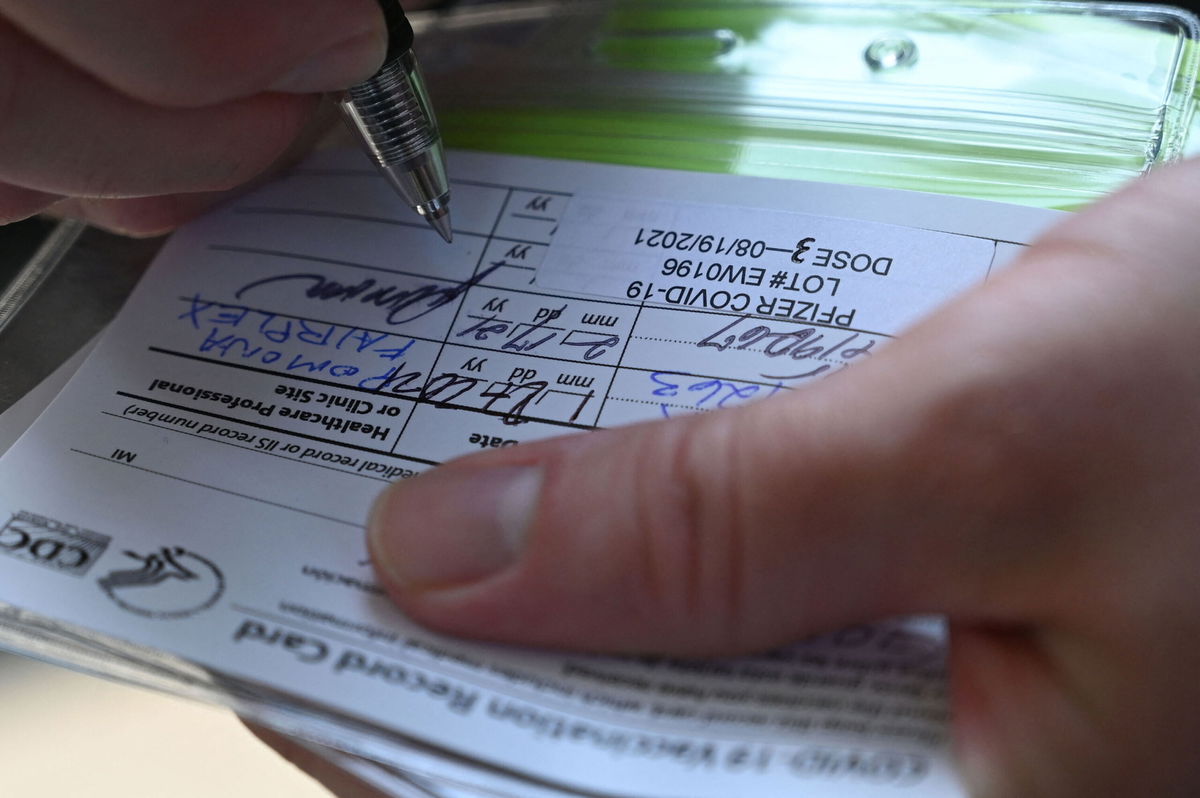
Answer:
top-left (344, 51), bottom-right (439, 164)
top-left (341, 50), bottom-right (452, 239)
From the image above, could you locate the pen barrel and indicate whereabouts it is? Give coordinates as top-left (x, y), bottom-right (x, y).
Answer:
top-left (376, 0), bottom-right (414, 62)
top-left (344, 51), bottom-right (440, 166)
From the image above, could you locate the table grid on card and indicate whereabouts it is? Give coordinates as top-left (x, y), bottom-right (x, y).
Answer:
top-left (121, 165), bottom-right (1021, 477)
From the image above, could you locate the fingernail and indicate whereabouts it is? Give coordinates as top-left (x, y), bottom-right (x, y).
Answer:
top-left (268, 30), bottom-right (385, 93)
top-left (368, 466), bottom-right (542, 590)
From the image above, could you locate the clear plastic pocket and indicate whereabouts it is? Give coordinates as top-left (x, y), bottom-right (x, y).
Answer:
top-left (417, 0), bottom-right (1200, 209)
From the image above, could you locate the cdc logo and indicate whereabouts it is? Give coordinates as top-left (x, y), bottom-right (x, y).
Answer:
top-left (0, 511), bottom-right (111, 577)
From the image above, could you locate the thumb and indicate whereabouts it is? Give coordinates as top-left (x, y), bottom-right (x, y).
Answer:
top-left (364, 333), bottom-right (1019, 655)
top-left (366, 156), bottom-right (1200, 657)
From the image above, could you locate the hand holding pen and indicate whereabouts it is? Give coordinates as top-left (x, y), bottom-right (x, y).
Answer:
top-left (0, 0), bottom-right (439, 237)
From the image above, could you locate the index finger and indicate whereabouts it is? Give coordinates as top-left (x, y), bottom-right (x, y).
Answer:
top-left (0, 0), bottom-right (386, 107)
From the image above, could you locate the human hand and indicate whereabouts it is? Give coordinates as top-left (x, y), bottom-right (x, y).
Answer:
top-left (0, 0), bottom-right (391, 236)
top-left (355, 157), bottom-right (1200, 798)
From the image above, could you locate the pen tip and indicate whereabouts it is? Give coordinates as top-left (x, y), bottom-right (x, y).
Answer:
top-left (426, 209), bottom-right (453, 244)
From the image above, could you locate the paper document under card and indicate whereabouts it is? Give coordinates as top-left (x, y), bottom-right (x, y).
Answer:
top-left (0, 149), bottom-right (1062, 798)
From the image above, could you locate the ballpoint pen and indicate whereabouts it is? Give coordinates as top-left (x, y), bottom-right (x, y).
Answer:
top-left (340, 0), bottom-right (453, 243)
